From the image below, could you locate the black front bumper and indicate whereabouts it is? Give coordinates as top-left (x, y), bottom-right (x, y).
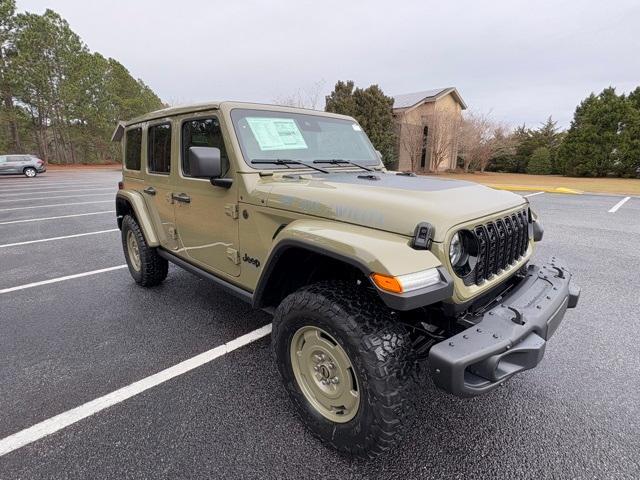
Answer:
top-left (429, 257), bottom-right (580, 397)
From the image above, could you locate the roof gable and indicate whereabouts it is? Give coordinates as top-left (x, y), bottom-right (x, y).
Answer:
top-left (392, 87), bottom-right (467, 111)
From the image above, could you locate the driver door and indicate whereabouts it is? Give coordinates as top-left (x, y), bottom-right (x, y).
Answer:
top-left (172, 115), bottom-right (240, 277)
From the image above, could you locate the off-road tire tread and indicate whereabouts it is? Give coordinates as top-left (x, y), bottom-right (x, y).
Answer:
top-left (272, 281), bottom-right (420, 458)
top-left (121, 215), bottom-right (168, 287)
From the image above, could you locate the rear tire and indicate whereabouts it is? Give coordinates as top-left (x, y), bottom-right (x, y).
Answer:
top-left (272, 281), bottom-right (419, 458)
top-left (121, 215), bottom-right (168, 287)
top-left (24, 167), bottom-right (37, 178)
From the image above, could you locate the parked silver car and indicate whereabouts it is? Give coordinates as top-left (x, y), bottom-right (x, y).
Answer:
top-left (0, 154), bottom-right (46, 177)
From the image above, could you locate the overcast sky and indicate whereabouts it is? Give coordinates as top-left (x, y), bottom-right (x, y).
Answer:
top-left (17, 0), bottom-right (640, 128)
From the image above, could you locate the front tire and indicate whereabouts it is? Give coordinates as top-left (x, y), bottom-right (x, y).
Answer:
top-left (272, 281), bottom-right (419, 458)
top-left (24, 167), bottom-right (37, 178)
top-left (121, 215), bottom-right (168, 287)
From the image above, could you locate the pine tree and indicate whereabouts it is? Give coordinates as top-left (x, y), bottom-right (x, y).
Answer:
top-left (527, 146), bottom-right (553, 174)
top-left (558, 87), bottom-right (634, 176)
top-left (0, 6), bottom-right (163, 163)
top-left (325, 80), bottom-right (396, 166)
top-left (618, 87), bottom-right (640, 177)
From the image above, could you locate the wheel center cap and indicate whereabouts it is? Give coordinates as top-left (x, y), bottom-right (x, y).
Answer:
top-left (319, 365), bottom-right (331, 379)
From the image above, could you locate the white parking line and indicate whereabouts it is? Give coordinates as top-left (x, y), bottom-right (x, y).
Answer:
top-left (0, 210), bottom-right (115, 225)
top-left (0, 265), bottom-right (127, 294)
top-left (0, 229), bottom-right (118, 249)
top-left (608, 196), bottom-right (631, 213)
top-left (0, 187), bottom-right (114, 197)
top-left (0, 323), bottom-right (272, 457)
top-left (0, 193), bottom-right (114, 203)
top-left (0, 182), bottom-right (117, 191)
top-left (524, 191), bottom-right (545, 198)
top-left (0, 200), bottom-right (112, 212)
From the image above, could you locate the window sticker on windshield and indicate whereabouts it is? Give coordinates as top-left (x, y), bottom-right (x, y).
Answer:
top-left (352, 124), bottom-right (362, 131)
top-left (246, 117), bottom-right (308, 151)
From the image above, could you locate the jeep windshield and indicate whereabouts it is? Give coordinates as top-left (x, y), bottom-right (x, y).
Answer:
top-left (230, 108), bottom-right (380, 170)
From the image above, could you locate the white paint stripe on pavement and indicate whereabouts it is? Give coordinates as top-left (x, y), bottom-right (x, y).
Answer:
top-left (0, 193), bottom-right (113, 203)
top-left (608, 196), bottom-right (630, 213)
top-left (0, 200), bottom-right (112, 212)
top-left (0, 187), bottom-right (114, 196)
top-left (0, 182), bottom-right (113, 190)
top-left (0, 323), bottom-right (272, 457)
top-left (0, 210), bottom-right (115, 225)
top-left (0, 265), bottom-right (127, 294)
top-left (524, 191), bottom-right (545, 198)
top-left (0, 229), bottom-right (118, 249)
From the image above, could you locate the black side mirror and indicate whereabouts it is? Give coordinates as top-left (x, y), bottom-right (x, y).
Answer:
top-left (188, 147), bottom-right (232, 188)
top-left (189, 146), bottom-right (222, 178)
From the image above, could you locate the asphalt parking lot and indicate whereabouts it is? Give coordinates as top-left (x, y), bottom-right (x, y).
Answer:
top-left (1, 169), bottom-right (639, 479)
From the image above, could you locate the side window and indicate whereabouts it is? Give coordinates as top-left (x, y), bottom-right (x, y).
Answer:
top-left (148, 123), bottom-right (172, 174)
top-left (0, 156), bottom-right (7, 164)
top-left (181, 117), bottom-right (228, 177)
top-left (125, 128), bottom-right (142, 170)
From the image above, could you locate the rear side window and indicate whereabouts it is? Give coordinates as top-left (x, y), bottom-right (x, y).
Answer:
top-left (181, 117), bottom-right (228, 177)
top-left (148, 123), bottom-right (172, 174)
top-left (125, 128), bottom-right (142, 170)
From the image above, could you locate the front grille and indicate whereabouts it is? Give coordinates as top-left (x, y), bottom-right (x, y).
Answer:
top-left (470, 209), bottom-right (529, 285)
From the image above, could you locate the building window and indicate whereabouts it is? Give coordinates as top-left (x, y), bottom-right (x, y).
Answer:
top-left (420, 126), bottom-right (429, 168)
top-left (148, 123), bottom-right (172, 174)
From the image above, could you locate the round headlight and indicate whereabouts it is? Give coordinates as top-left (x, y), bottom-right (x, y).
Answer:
top-left (449, 230), bottom-right (478, 277)
top-left (449, 232), bottom-right (464, 266)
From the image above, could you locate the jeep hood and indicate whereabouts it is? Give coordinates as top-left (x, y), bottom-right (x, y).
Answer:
top-left (259, 172), bottom-right (526, 242)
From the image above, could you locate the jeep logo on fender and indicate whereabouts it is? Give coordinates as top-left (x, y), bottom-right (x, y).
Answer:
top-left (242, 253), bottom-right (260, 268)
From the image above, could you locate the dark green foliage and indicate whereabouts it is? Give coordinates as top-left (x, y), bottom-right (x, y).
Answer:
top-left (0, 5), bottom-right (163, 163)
top-left (558, 87), bottom-right (639, 177)
top-left (527, 146), bottom-right (553, 174)
top-left (325, 80), bottom-right (396, 167)
top-left (490, 117), bottom-right (563, 174)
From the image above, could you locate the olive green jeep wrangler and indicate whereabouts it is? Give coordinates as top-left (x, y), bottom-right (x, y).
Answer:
top-left (112, 102), bottom-right (580, 457)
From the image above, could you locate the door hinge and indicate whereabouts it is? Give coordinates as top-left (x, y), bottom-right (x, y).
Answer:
top-left (226, 247), bottom-right (240, 265)
top-left (225, 203), bottom-right (239, 219)
top-left (168, 226), bottom-right (179, 240)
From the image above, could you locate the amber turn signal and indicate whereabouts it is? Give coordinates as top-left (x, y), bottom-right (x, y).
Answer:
top-left (371, 273), bottom-right (403, 293)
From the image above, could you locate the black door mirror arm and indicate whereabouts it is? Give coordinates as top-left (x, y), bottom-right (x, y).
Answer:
top-left (210, 178), bottom-right (233, 189)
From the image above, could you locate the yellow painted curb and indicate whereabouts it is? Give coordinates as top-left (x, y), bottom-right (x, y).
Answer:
top-left (487, 184), bottom-right (583, 195)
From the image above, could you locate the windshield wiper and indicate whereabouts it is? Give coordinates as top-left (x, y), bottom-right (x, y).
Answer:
top-left (251, 159), bottom-right (329, 174)
top-left (312, 159), bottom-right (374, 172)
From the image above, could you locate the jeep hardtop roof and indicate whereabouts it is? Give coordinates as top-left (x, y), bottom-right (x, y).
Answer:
top-left (122, 101), bottom-right (354, 127)
top-left (112, 101), bottom-right (355, 143)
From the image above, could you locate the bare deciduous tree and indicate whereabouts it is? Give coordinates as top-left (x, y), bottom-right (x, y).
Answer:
top-left (458, 111), bottom-right (515, 172)
top-left (397, 122), bottom-right (424, 172)
top-left (273, 79), bottom-right (326, 110)
top-left (396, 108), bottom-right (462, 173)
top-left (424, 108), bottom-right (462, 173)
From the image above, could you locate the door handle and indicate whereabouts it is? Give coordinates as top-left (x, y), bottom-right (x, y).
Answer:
top-left (143, 186), bottom-right (156, 196)
top-left (171, 192), bottom-right (191, 204)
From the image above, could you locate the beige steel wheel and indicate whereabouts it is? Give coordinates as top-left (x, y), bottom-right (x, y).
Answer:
top-left (289, 326), bottom-right (360, 423)
top-left (272, 281), bottom-right (420, 457)
top-left (126, 229), bottom-right (141, 272)
top-left (120, 214), bottom-right (168, 287)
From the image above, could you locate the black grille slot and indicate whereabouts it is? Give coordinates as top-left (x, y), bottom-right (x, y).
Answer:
top-left (504, 216), bottom-right (515, 265)
top-left (485, 222), bottom-right (498, 277)
top-left (470, 210), bottom-right (529, 286)
top-left (474, 225), bottom-right (488, 284)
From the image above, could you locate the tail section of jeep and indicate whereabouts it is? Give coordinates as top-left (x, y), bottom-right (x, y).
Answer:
top-left (112, 102), bottom-right (580, 457)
